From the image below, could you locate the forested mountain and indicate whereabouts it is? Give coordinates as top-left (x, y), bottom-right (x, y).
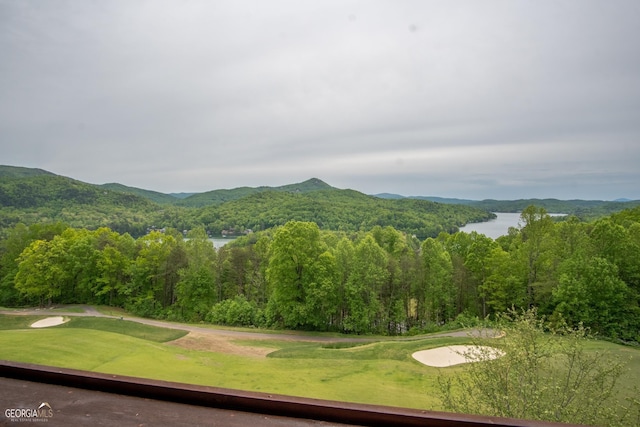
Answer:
top-left (195, 189), bottom-right (494, 238)
top-left (0, 167), bottom-right (492, 239)
top-left (0, 165), bottom-right (56, 179)
top-left (0, 172), bottom-right (162, 236)
top-left (375, 192), bottom-right (640, 218)
top-left (100, 182), bottom-right (179, 205)
top-left (176, 177), bottom-right (334, 207)
top-left (2, 165), bottom-right (637, 240)
top-left (470, 198), bottom-right (640, 218)
top-left (375, 193), bottom-right (477, 205)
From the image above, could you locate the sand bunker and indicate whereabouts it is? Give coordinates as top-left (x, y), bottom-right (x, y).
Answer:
top-left (412, 345), bottom-right (503, 367)
top-left (30, 316), bottom-right (68, 328)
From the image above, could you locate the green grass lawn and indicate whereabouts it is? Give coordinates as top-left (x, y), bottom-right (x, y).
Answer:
top-left (0, 314), bottom-right (48, 329)
top-left (0, 314), bottom-right (638, 413)
top-left (0, 327), bottom-right (445, 408)
top-left (56, 316), bottom-right (187, 342)
top-left (0, 315), bottom-right (187, 342)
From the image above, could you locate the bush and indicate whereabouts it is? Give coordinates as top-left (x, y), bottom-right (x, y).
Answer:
top-left (453, 311), bottom-right (484, 328)
top-left (439, 308), bottom-right (638, 426)
top-left (207, 296), bottom-right (259, 327)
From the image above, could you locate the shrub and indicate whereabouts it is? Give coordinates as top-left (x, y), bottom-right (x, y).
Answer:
top-left (207, 295), bottom-right (259, 327)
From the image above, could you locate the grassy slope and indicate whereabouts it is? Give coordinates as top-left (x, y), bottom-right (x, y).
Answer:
top-left (0, 315), bottom-right (638, 412)
top-left (0, 315), bottom-right (186, 342)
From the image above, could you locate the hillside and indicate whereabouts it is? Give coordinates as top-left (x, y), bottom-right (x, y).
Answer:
top-left (375, 193), bottom-right (640, 219)
top-left (177, 177), bottom-right (334, 207)
top-left (0, 167), bottom-right (495, 239)
top-left (3, 165), bottom-right (638, 239)
top-left (196, 188), bottom-right (494, 238)
top-left (0, 165), bottom-right (56, 179)
top-left (470, 198), bottom-right (640, 218)
top-left (100, 182), bottom-right (179, 205)
top-left (0, 172), bottom-right (163, 236)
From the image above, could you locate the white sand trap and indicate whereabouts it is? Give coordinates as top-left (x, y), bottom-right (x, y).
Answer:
top-left (412, 345), bottom-right (504, 367)
top-left (30, 316), bottom-right (68, 328)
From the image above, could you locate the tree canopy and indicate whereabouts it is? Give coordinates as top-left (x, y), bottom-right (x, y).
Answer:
top-left (2, 205), bottom-right (639, 341)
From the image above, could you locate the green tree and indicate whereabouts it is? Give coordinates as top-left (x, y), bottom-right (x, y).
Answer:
top-left (128, 231), bottom-right (186, 316)
top-left (343, 234), bottom-right (388, 334)
top-left (14, 237), bottom-right (68, 306)
top-left (304, 250), bottom-right (339, 330)
top-left (464, 232), bottom-right (497, 317)
top-left (333, 237), bottom-right (356, 330)
top-left (591, 218), bottom-right (640, 291)
top-left (93, 232), bottom-right (135, 306)
top-left (553, 256), bottom-right (633, 338)
top-left (518, 206), bottom-right (555, 307)
top-left (441, 232), bottom-right (477, 318)
top-left (175, 227), bottom-right (217, 321)
top-left (0, 222), bottom-right (67, 305)
top-left (480, 246), bottom-right (525, 314)
top-left (420, 238), bottom-right (454, 324)
top-left (373, 226), bottom-right (413, 334)
top-left (56, 228), bottom-right (98, 303)
top-left (439, 309), bottom-right (637, 426)
top-left (265, 221), bottom-right (329, 329)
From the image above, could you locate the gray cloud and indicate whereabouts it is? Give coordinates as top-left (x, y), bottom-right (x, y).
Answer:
top-left (1, 0), bottom-right (639, 199)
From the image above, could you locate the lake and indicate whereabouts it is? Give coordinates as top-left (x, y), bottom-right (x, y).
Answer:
top-left (209, 238), bottom-right (234, 249)
top-left (459, 212), bottom-right (566, 239)
top-left (458, 213), bottom-right (523, 239)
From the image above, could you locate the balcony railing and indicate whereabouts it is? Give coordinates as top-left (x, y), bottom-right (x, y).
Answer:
top-left (0, 360), bottom-right (583, 427)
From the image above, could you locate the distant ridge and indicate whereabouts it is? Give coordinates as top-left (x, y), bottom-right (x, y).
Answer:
top-left (2, 165), bottom-right (640, 240)
top-left (2, 165), bottom-right (639, 215)
top-left (0, 167), bottom-right (495, 239)
top-left (99, 178), bottom-right (334, 206)
top-left (0, 165), bottom-right (56, 179)
top-left (373, 193), bottom-right (405, 200)
top-left (373, 191), bottom-right (640, 216)
top-left (177, 177), bottom-right (334, 207)
top-left (100, 182), bottom-right (179, 205)
top-left (169, 192), bottom-right (196, 199)
top-left (374, 193), bottom-right (478, 205)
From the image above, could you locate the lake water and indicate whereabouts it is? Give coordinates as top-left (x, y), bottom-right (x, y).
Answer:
top-left (209, 238), bottom-right (234, 248)
top-left (459, 212), bottom-right (566, 239)
top-left (458, 213), bottom-right (523, 239)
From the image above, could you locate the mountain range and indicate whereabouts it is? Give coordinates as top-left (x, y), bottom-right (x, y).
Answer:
top-left (1, 165), bottom-right (638, 238)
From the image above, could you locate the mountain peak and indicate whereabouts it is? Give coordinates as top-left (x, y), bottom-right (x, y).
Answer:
top-left (283, 178), bottom-right (332, 191)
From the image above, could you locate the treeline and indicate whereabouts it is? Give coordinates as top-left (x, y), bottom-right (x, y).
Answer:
top-left (1, 205), bottom-right (639, 341)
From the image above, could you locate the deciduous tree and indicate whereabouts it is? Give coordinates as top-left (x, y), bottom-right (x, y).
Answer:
top-left (440, 309), bottom-right (637, 426)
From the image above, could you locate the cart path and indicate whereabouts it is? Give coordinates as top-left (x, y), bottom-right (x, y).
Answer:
top-left (0, 305), bottom-right (499, 343)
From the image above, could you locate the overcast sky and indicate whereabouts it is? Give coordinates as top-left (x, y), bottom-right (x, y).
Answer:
top-left (1, 1), bottom-right (639, 200)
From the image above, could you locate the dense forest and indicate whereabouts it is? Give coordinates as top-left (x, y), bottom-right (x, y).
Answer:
top-left (1, 205), bottom-right (638, 342)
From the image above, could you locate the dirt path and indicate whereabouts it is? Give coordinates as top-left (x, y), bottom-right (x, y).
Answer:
top-left (167, 332), bottom-right (275, 357)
